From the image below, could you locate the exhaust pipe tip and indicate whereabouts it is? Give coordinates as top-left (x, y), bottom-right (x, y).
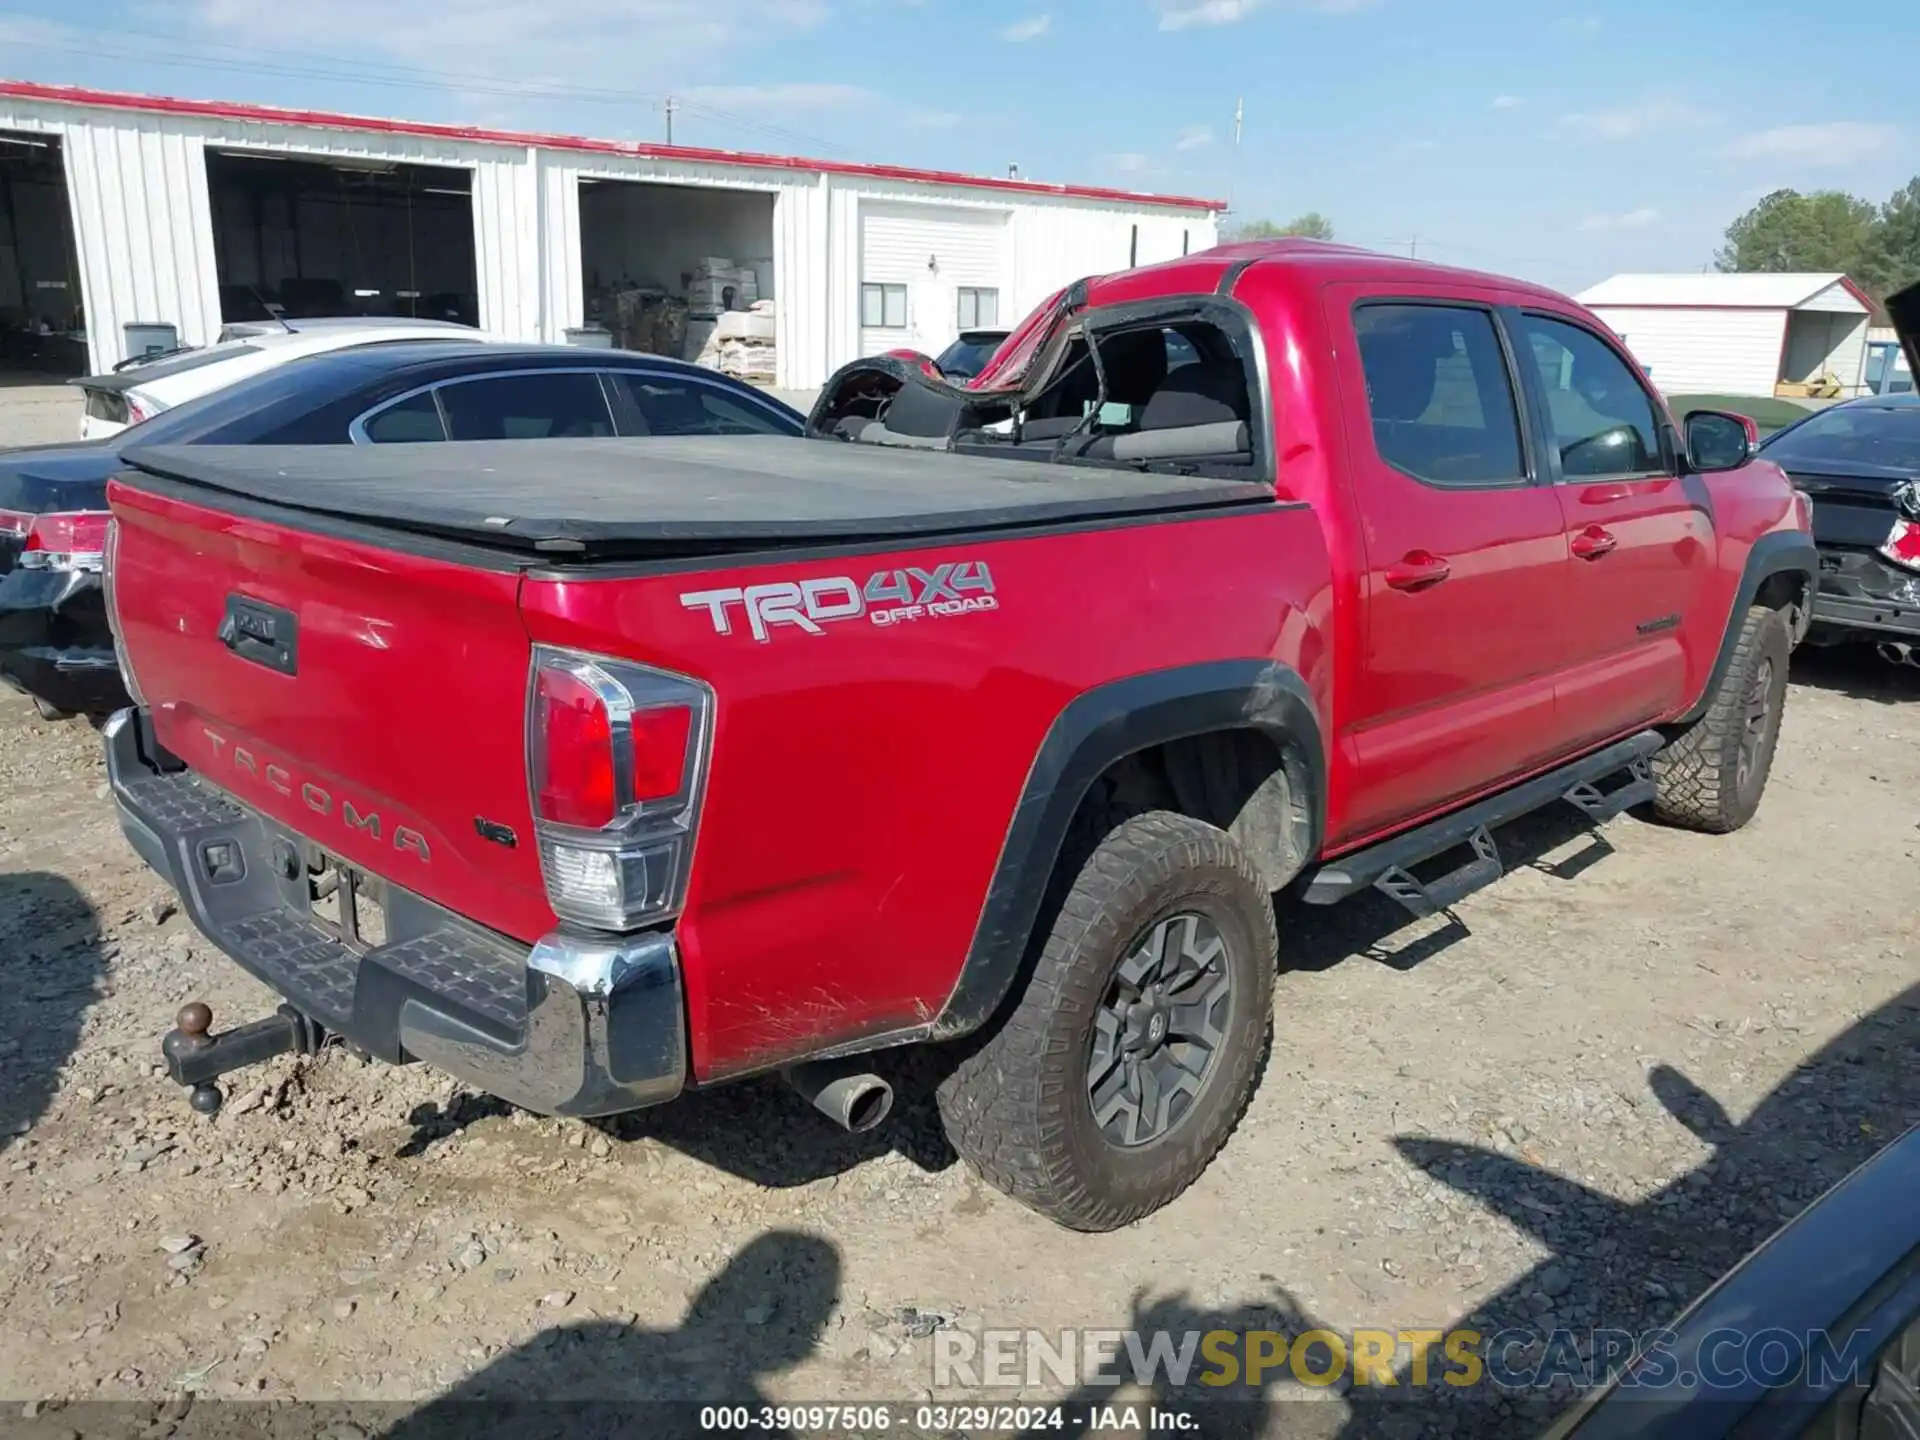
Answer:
top-left (1877, 640), bottom-right (1919, 668)
top-left (784, 1059), bottom-right (894, 1134)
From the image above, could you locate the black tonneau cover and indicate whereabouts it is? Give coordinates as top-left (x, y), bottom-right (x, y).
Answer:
top-left (119, 435), bottom-right (1274, 556)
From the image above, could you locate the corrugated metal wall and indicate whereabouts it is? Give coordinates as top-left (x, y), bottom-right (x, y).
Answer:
top-left (1592, 306), bottom-right (1788, 396)
top-left (857, 202), bottom-right (1008, 357)
top-left (1, 94), bottom-right (1218, 388)
top-left (0, 96), bottom-right (222, 372)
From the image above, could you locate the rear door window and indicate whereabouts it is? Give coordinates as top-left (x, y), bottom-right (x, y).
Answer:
top-left (359, 390), bottom-right (447, 443)
top-left (606, 373), bottom-right (797, 436)
top-left (437, 372), bottom-right (616, 441)
top-left (1353, 303), bottom-right (1527, 487)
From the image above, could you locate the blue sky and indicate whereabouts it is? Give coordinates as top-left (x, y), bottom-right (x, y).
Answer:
top-left (3, 0), bottom-right (1915, 294)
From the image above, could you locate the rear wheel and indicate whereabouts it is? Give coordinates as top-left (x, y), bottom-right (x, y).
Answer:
top-left (1651, 604), bottom-right (1791, 833)
top-left (936, 810), bottom-right (1276, 1231)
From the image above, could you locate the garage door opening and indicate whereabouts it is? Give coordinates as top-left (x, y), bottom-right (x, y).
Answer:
top-left (206, 149), bottom-right (480, 328)
top-left (578, 180), bottom-right (775, 379)
top-left (0, 130), bottom-right (85, 378)
top-left (1780, 308), bottom-right (1870, 395)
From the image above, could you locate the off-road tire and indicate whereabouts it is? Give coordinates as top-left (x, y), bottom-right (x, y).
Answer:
top-left (1651, 604), bottom-right (1791, 833)
top-left (935, 810), bottom-right (1277, 1231)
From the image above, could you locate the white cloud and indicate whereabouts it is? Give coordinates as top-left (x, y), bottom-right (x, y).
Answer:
top-left (1556, 95), bottom-right (1714, 142)
top-left (1157, 0), bottom-right (1261, 30)
top-left (1720, 121), bottom-right (1899, 166)
top-left (998, 12), bottom-right (1053, 41)
top-left (1578, 207), bottom-right (1660, 232)
top-left (1175, 125), bottom-right (1214, 151)
top-left (1104, 152), bottom-right (1154, 173)
top-left (1491, 94), bottom-right (1523, 110)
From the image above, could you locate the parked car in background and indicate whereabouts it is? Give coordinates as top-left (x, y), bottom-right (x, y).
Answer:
top-left (104, 241), bottom-right (1812, 1231)
top-left (1758, 393), bottom-right (1920, 663)
top-left (3, 343), bottom-right (803, 720)
top-left (931, 328), bottom-right (1011, 381)
top-left (71, 316), bottom-right (496, 440)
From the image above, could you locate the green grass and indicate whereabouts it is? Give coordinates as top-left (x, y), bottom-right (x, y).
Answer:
top-left (1663, 393), bottom-right (1812, 434)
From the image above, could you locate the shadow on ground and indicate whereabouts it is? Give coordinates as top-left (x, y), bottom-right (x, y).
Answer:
top-left (1000, 985), bottom-right (1919, 1439)
top-left (1281, 797), bottom-right (1620, 976)
top-left (397, 1049), bottom-right (960, 1186)
top-left (1788, 640), bottom-right (1920, 705)
top-left (379, 1229), bottom-right (842, 1440)
top-left (0, 871), bottom-right (104, 1153)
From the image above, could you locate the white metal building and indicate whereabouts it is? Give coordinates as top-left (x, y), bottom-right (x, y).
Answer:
top-left (0, 80), bottom-right (1221, 388)
top-left (1576, 272), bottom-right (1878, 397)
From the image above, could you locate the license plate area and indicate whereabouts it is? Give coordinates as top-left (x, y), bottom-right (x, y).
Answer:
top-left (303, 849), bottom-right (389, 951)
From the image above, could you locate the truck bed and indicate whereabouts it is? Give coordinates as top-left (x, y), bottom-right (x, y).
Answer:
top-left (119, 435), bottom-right (1275, 557)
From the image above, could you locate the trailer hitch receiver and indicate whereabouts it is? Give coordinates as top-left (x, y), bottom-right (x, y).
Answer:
top-left (161, 1001), bottom-right (326, 1115)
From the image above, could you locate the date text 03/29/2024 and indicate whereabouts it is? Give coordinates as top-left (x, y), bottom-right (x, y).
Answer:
top-left (696, 1404), bottom-right (1196, 1432)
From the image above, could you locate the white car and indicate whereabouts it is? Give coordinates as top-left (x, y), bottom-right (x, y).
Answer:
top-left (73, 318), bottom-right (508, 440)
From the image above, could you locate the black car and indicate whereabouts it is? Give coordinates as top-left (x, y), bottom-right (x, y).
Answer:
top-left (0, 344), bottom-right (804, 720)
top-left (1756, 393), bottom-right (1920, 661)
top-left (932, 329), bottom-right (1011, 381)
top-left (1543, 1122), bottom-right (1920, 1438)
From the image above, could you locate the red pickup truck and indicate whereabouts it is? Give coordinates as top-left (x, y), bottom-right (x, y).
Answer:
top-left (101, 241), bottom-right (1817, 1231)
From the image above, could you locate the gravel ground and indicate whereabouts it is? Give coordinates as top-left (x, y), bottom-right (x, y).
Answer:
top-left (2, 655), bottom-right (1914, 1438)
top-left (0, 369), bottom-right (1914, 1438)
top-left (0, 381), bottom-right (84, 447)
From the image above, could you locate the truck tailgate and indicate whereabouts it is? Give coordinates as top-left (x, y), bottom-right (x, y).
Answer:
top-left (108, 481), bottom-right (556, 943)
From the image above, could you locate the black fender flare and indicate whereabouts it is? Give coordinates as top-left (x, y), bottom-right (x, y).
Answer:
top-left (932, 659), bottom-right (1325, 1040)
top-left (1679, 530), bottom-right (1818, 725)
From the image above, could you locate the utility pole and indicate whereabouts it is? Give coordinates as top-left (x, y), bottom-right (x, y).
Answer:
top-left (1408, 236), bottom-right (1419, 259)
top-left (665, 97), bottom-right (676, 145)
top-left (1226, 96), bottom-right (1244, 215)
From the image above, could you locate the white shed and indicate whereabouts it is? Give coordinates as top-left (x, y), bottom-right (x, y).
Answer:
top-left (1575, 272), bottom-right (1877, 398)
top-left (0, 80), bottom-right (1221, 389)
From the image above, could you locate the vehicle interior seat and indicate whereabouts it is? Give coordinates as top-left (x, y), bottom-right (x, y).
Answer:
top-left (1017, 329), bottom-right (1169, 444)
top-left (1361, 315), bottom-right (1518, 484)
top-left (1080, 359), bottom-right (1252, 461)
top-left (846, 378), bottom-right (965, 448)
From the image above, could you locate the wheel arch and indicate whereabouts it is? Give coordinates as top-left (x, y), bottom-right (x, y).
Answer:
top-left (932, 659), bottom-right (1325, 1041)
top-left (1681, 530), bottom-right (1817, 726)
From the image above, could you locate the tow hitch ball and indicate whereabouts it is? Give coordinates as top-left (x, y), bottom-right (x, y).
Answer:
top-left (161, 1002), bottom-right (326, 1115)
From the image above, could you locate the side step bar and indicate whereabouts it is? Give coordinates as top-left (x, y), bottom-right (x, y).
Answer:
top-left (1303, 730), bottom-right (1664, 915)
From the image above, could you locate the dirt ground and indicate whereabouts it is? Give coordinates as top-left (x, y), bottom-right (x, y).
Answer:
top-left (1, 626), bottom-right (1915, 1438)
top-left (0, 386), bottom-right (1915, 1435)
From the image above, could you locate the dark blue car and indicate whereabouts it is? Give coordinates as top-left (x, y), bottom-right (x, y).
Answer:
top-left (0, 344), bottom-right (804, 718)
top-left (1755, 393), bottom-right (1920, 662)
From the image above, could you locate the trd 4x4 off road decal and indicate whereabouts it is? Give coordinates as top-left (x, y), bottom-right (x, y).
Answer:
top-left (681, 561), bottom-right (997, 643)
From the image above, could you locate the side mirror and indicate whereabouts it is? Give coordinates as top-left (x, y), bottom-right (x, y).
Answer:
top-left (1684, 409), bottom-right (1759, 473)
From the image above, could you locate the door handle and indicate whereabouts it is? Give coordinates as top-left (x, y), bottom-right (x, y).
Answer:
top-left (1571, 526), bottom-right (1618, 560)
top-left (1384, 550), bottom-right (1452, 591)
top-left (1578, 484), bottom-right (1633, 505)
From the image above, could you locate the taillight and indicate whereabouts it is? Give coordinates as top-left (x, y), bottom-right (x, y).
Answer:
top-left (1881, 517), bottom-right (1920, 572)
top-left (527, 647), bottom-right (711, 931)
top-left (0, 509), bottom-right (110, 572)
